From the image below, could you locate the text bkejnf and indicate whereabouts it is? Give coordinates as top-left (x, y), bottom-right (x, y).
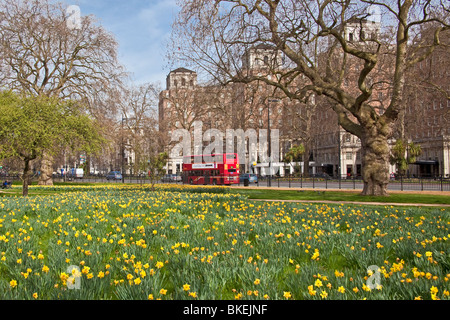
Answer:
top-left (183, 304), bottom-right (268, 317)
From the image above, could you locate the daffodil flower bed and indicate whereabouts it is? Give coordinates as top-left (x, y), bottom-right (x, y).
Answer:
top-left (0, 184), bottom-right (448, 300)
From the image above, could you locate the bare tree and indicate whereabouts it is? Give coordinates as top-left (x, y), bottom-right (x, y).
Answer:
top-left (159, 84), bottom-right (219, 159)
top-left (0, 0), bottom-right (126, 185)
top-left (119, 83), bottom-right (161, 175)
top-left (282, 92), bottom-right (317, 177)
top-left (170, 0), bottom-right (449, 196)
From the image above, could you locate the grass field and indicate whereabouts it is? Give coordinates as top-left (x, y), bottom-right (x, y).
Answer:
top-left (3, 183), bottom-right (450, 206)
top-left (0, 184), bottom-right (448, 300)
top-left (231, 188), bottom-right (450, 205)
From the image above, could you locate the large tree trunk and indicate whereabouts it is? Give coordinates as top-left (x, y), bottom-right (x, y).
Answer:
top-left (38, 151), bottom-right (54, 186)
top-left (360, 126), bottom-right (391, 196)
top-left (22, 159), bottom-right (31, 197)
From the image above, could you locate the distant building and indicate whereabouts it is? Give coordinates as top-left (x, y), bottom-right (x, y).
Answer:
top-left (159, 45), bottom-right (295, 176)
top-left (403, 33), bottom-right (450, 178)
top-left (159, 15), bottom-right (449, 178)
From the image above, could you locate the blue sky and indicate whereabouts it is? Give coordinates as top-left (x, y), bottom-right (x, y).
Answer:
top-left (72, 0), bottom-right (180, 87)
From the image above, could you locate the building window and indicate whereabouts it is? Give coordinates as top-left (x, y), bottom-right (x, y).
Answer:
top-left (345, 134), bottom-right (351, 142)
top-left (346, 152), bottom-right (352, 160)
top-left (264, 56), bottom-right (269, 65)
top-left (348, 33), bottom-right (354, 42)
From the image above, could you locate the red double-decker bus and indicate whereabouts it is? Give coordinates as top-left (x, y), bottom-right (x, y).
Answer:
top-left (182, 153), bottom-right (240, 185)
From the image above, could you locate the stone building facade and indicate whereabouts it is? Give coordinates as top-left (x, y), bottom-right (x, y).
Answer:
top-left (159, 14), bottom-right (449, 178)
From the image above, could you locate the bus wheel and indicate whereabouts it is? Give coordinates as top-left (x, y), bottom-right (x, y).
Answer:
top-left (189, 179), bottom-right (194, 185)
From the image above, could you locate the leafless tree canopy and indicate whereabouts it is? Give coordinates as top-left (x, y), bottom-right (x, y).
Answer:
top-left (169, 0), bottom-right (449, 195)
top-left (0, 0), bottom-right (126, 115)
top-left (119, 82), bottom-right (162, 174)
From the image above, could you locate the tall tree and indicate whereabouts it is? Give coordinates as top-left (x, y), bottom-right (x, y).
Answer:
top-left (0, 91), bottom-right (104, 196)
top-left (120, 83), bottom-right (160, 175)
top-left (0, 0), bottom-right (125, 185)
top-left (170, 0), bottom-right (449, 196)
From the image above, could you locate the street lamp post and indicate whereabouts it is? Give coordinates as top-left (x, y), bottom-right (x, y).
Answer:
top-left (268, 98), bottom-right (280, 187)
top-left (337, 126), bottom-right (342, 189)
top-left (121, 117), bottom-right (125, 183)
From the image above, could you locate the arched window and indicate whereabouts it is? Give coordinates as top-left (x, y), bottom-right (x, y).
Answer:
top-left (264, 56), bottom-right (269, 65)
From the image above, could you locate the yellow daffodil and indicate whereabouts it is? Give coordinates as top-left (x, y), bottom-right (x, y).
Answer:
top-left (10, 280), bottom-right (17, 288)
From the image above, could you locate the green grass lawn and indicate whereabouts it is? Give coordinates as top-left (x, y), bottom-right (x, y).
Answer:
top-left (2, 182), bottom-right (449, 206)
top-left (231, 188), bottom-right (450, 205)
top-left (0, 185), bottom-right (448, 300)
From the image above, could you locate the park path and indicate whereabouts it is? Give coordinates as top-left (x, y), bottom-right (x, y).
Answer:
top-left (237, 186), bottom-right (450, 208)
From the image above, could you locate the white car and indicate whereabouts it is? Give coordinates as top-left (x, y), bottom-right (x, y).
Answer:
top-left (68, 168), bottom-right (84, 179)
